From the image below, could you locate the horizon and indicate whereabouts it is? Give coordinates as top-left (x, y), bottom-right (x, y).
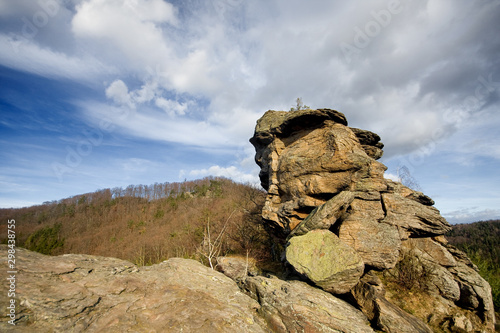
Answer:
top-left (1, 0), bottom-right (499, 224)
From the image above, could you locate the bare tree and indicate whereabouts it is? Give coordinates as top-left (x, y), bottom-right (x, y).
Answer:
top-left (198, 210), bottom-right (236, 269)
top-left (397, 165), bottom-right (422, 191)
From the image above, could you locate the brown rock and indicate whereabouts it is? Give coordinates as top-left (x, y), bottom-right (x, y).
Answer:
top-left (216, 255), bottom-right (261, 282)
top-left (249, 108), bottom-right (494, 332)
top-left (288, 190), bottom-right (354, 238)
top-left (337, 198), bottom-right (401, 270)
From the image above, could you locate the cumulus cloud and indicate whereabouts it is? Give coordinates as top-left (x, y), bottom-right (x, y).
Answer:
top-left (183, 165), bottom-right (259, 185)
top-left (105, 79), bottom-right (134, 108)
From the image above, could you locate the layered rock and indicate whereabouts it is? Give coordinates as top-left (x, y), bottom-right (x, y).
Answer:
top-left (250, 108), bottom-right (496, 332)
top-left (0, 246), bottom-right (267, 332)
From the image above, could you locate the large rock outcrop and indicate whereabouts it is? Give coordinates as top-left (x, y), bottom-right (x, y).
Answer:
top-left (250, 108), bottom-right (496, 332)
top-left (0, 246), bottom-right (267, 332)
top-left (0, 246), bottom-right (375, 333)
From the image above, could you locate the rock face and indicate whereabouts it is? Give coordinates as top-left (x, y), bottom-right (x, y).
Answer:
top-left (0, 246), bottom-right (267, 332)
top-left (250, 109), bottom-right (496, 332)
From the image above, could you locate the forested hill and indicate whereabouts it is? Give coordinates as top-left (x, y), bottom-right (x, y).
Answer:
top-left (1, 180), bottom-right (498, 314)
top-left (446, 220), bottom-right (500, 312)
top-left (0, 177), bottom-right (273, 267)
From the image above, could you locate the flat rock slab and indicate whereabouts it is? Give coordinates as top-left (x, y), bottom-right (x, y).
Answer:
top-left (286, 229), bottom-right (364, 294)
top-left (0, 246), bottom-right (267, 333)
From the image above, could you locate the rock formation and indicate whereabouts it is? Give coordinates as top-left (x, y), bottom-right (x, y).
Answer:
top-left (0, 108), bottom-right (495, 332)
top-left (0, 246), bottom-right (267, 332)
top-left (250, 108), bottom-right (496, 332)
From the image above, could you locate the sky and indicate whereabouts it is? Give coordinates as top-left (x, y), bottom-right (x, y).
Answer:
top-left (0, 0), bottom-right (499, 224)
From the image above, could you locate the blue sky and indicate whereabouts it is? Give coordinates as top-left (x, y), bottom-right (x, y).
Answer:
top-left (0, 0), bottom-right (499, 224)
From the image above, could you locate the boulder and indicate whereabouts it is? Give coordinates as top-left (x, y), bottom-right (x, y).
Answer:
top-left (285, 230), bottom-right (364, 294)
top-left (288, 190), bottom-right (354, 238)
top-left (0, 246), bottom-right (268, 332)
top-left (243, 275), bottom-right (374, 333)
top-left (337, 198), bottom-right (401, 270)
top-left (216, 255), bottom-right (261, 283)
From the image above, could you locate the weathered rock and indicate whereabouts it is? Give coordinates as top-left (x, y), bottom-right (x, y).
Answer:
top-left (381, 191), bottom-right (451, 237)
top-left (286, 230), bottom-right (364, 294)
top-left (216, 256), bottom-right (261, 283)
top-left (451, 261), bottom-right (495, 328)
top-left (243, 275), bottom-right (374, 333)
top-left (288, 191), bottom-right (354, 238)
top-left (250, 108), bottom-right (495, 332)
top-left (349, 127), bottom-right (384, 160)
top-left (249, 109), bottom-right (451, 239)
top-left (383, 239), bottom-right (496, 332)
top-left (351, 272), bottom-right (433, 333)
top-left (337, 198), bottom-right (401, 270)
top-left (0, 246), bottom-right (268, 332)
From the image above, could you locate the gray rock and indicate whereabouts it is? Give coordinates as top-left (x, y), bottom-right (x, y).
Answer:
top-left (337, 198), bottom-right (401, 270)
top-left (243, 275), bottom-right (374, 333)
top-left (216, 256), bottom-right (262, 282)
top-left (0, 246), bottom-right (268, 332)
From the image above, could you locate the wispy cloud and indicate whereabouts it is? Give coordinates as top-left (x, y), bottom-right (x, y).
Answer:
top-left (1, 0), bottom-right (499, 220)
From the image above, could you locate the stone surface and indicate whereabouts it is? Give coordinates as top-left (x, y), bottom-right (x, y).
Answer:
top-left (216, 255), bottom-right (261, 283)
top-left (337, 198), bottom-right (401, 270)
top-left (249, 109), bottom-right (451, 239)
top-left (351, 272), bottom-right (433, 333)
top-left (286, 230), bottom-right (364, 294)
top-left (288, 190), bottom-right (354, 238)
top-left (0, 246), bottom-right (267, 332)
top-left (243, 275), bottom-right (374, 333)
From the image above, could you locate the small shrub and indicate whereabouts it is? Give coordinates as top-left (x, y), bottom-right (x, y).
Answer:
top-left (154, 209), bottom-right (165, 219)
top-left (385, 247), bottom-right (432, 292)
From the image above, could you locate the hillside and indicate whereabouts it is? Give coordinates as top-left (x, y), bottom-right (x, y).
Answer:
top-left (0, 177), bottom-right (274, 267)
top-left (2, 177), bottom-right (499, 319)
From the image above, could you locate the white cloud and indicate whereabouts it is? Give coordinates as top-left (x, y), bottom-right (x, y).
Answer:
top-left (2, 0), bottom-right (500, 219)
top-left (71, 0), bottom-right (177, 73)
top-left (105, 79), bottom-right (134, 108)
top-left (0, 34), bottom-right (113, 82)
top-left (155, 97), bottom-right (188, 116)
top-left (443, 208), bottom-right (500, 224)
top-left (184, 165), bottom-right (259, 185)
